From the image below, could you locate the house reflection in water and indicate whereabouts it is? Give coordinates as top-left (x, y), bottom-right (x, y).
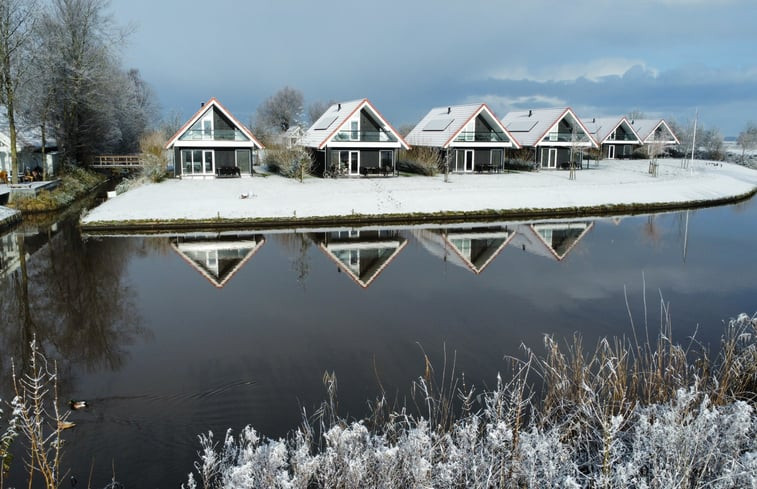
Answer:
top-left (171, 234), bottom-right (265, 288)
top-left (312, 229), bottom-right (407, 288)
top-left (0, 222), bottom-right (62, 281)
top-left (414, 226), bottom-right (514, 274)
top-left (511, 221), bottom-right (594, 261)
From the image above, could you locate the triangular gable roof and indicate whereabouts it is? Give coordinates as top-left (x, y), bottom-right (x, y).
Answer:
top-left (405, 104), bottom-right (520, 149)
top-left (301, 99), bottom-right (409, 150)
top-left (510, 222), bottom-right (593, 262)
top-left (501, 107), bottom-right (598, 148)
top-left (584, 116), bottom-right (642, 145)
top-left (171, 236), bottom-right (265, 288)
top-left (630, 119), bottom-right (680, 145)
top-left (414, 227), bottom-right (514, 274)
top-left (318, 235), bottom-right (407, 288)
top-left (165, 97), bottom-right (264, 149)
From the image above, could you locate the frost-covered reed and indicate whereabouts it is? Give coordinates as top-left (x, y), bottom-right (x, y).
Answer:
top-left (183, 312), bottom-right (757, 488)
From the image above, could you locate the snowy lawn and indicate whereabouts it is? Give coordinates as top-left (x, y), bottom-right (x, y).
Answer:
top-left (81, 159), bottom-right (757, 225)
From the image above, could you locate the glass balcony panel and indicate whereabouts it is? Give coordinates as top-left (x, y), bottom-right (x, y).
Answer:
top-left (453, 131), bottom-right (510, 143)
top-left (332, 131), bottom-right (398, 143)
top-left (179, 129), bottom-right (250, 141)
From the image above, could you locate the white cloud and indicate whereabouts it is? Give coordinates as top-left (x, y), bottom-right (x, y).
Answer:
top-left (464, 94), bottom-right (567, 115)
top-left (488, 58), bottom-right (658, 83)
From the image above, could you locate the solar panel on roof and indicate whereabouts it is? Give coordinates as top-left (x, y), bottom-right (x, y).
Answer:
top-left (423, 118), bottom-right (454, 131)
top-left (314, 115), bottom-right (338, 130)
top-left (506, 120), bottom-right (538, 132)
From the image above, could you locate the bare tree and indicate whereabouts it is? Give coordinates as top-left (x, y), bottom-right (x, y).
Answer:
top-left (256, 86), bottom-right (304, 134)
top-left (307, 99), bottom-right (336, 125)
top-left (627, 109), bottom-right (645, 122)
top-left (41, 0), bottom-right (133, 165)
top-left (0, 0), bottom-right (37, 184)
top-left (737, 122), bottom-right (757, 165)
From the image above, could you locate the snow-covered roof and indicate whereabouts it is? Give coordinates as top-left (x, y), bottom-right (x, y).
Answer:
top-left (583, 116), bottom-right (642, 145)
top-left (165, 97), bottom-right (264, 150)
top-left (630, 119), bottom-right (679, 145)
top-left (0, 109), bottom-right (57, 150)
top-left (405, 103), bottom-right (520, 149)
top-left (301, 99), bottom-right (409, 150)
top-left (501, 107), bottom-right (598, 148)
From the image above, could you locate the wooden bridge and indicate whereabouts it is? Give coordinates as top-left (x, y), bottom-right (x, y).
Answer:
top-left (92, 155), bottom-right (142, 168)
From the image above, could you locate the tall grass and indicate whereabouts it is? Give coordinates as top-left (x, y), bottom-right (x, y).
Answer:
top-left (397, 147), bottom-right (442, 176)
top-left (183, 309), bottom-right (757, 488)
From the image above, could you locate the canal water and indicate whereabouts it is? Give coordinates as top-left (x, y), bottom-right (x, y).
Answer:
top-left (1, 197), bottom-right (756, 488)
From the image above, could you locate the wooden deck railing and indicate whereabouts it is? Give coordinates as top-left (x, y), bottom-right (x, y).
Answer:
top-left (93, 155), bottom-right (142, 167)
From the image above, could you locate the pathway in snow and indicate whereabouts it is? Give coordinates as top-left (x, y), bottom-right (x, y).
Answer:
top-left (80, 159), bottom-right (757, 226)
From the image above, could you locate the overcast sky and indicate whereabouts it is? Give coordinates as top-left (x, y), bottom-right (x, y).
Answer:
top-left (112, 0), bottom-right (757, 136)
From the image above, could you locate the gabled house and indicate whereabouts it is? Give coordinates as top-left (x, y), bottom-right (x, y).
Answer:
top-left (501, 108), bottom-right (598, 169)
top-left (414, 226), bottom-right (514, 274)
top-left (301, 99), bottom-right (409, 177)
top-left (311, 229), bottom-right (407, 288)
top-left (0, 109), bottom-right (59, 178)
top-left (630, 119), bottom-right (680, 156)
top-left (171, 234), bottom-right (265, 288)
top-left (165, 98), bottom-right (264, 178)
top-left (510, 221), bottom-right (594, 262)
top-left (584, 116), bottom-right (642, 160)
top-left (276, 126), bottom-right (304, 149)
top-left (405, 104), bottom-right (520, 173)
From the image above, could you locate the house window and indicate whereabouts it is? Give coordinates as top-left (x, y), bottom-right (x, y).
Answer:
top-left (181, 149), bottom-right (214, 175)
top-left (350, 120), bottom-right (359, 141)
top-left (203, 117), bottom-right (213, 139)
top-left (380, 150), bottom-right (393, 170)
top-left (490, 149), bottom-right (503, 168)
top-left (465, 122), bottom-right (474, 142)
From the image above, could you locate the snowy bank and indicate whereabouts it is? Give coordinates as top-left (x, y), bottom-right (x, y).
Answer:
top-left (80, 159), bottom-right (757, 230)
top-left (0, 205), bottom-right (20, 229)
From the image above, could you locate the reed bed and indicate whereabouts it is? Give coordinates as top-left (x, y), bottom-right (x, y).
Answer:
top-left (181, 307), bottom-right (757, 488)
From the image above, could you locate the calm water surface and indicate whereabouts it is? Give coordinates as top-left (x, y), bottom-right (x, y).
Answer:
top-left (1, 197), bottom-right (756, 488)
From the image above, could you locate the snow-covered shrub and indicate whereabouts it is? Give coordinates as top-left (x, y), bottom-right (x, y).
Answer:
top-left (397, 147), bottom-right (441, 176)
top-left (503, 158), bottom-right (535, 171)
top-left (264, 146), bottom-right (312, 181)
top-left (184, 314), bottom-right (757, 488)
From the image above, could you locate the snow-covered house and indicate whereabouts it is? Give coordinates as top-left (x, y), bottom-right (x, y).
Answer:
top-left (510, 221), bottom-right (594, 262)
top-left (275, 126), bottom-right (304, 149)
top-left (165, 98), bottom-right (264, 178)
top-left (171, 234), bottom-right (265, 288)
top-left (405, 104), bottom-right (520, 173)
top-left (630, 119), bottom-right (679, 155)
top-left (501, 108), bottom-right (598, 169)
top-left (301, 99), bottom-right (409, 177)
top-left (414, 226), bottom-right (514, 274)
top-left (584, 116), bottom-right (642, 159)
top-left (0, 110), bottom-right (59, 178)
top-left (311, 229), bottom-right (407, 288)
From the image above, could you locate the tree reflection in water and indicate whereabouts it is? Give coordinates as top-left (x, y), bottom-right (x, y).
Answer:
top-left (0, 215), bottom-right (148, 397)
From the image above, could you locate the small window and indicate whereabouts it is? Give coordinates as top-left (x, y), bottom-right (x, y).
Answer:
top-left (350, 120), bottom-right (359, 140)
top-left (380, 150), bottom-right (393, 169)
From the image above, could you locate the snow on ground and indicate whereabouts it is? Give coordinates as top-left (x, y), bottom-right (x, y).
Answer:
top-left (0, 205), bottom-right (19, 222)
top-left (81, 159), bottom-right (757, 225)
